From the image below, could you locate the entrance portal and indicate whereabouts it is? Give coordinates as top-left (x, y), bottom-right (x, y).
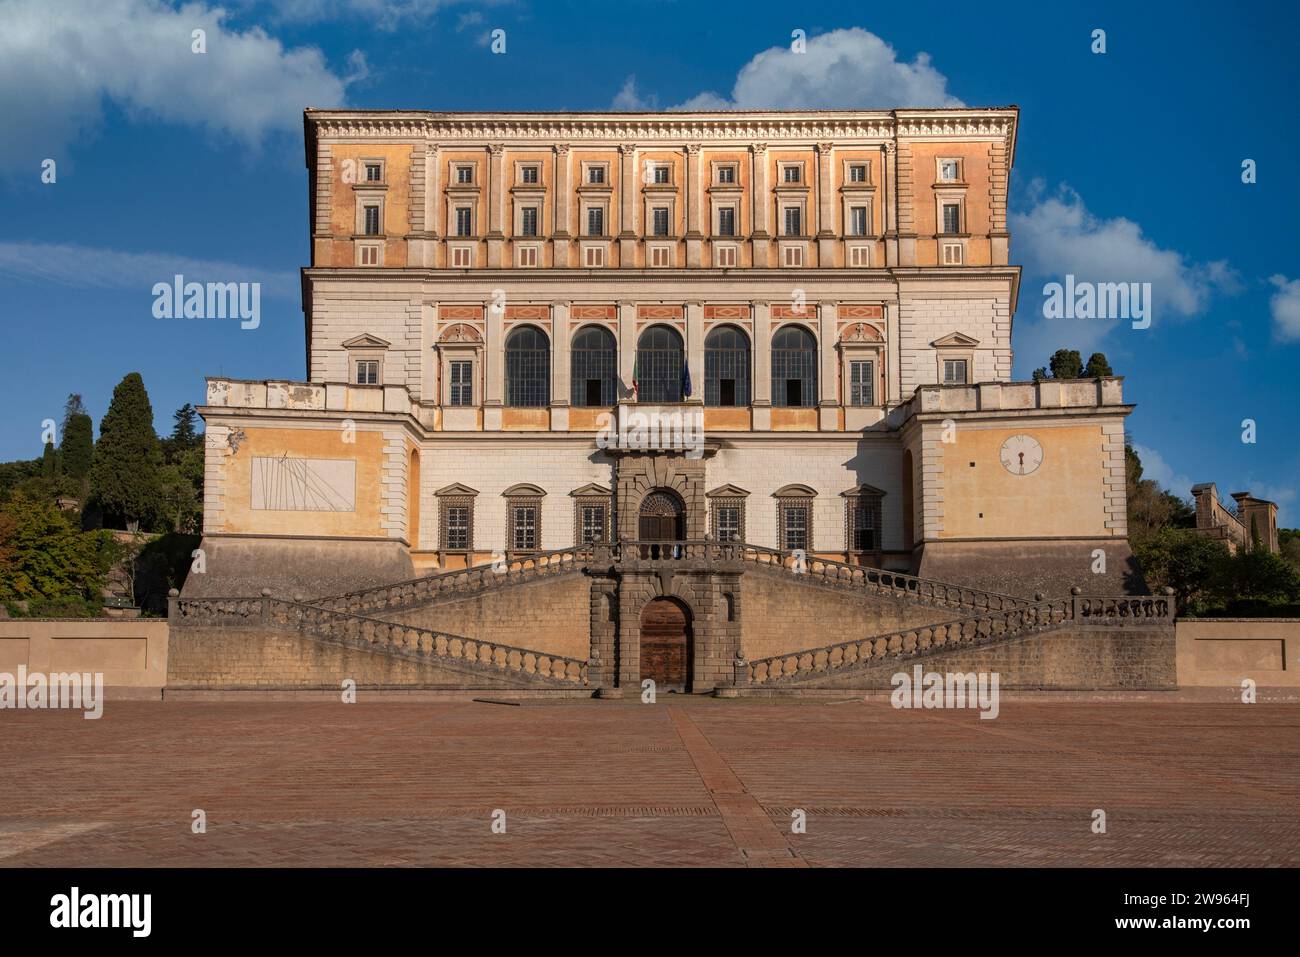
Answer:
top-left (639, 597), bottom-right (692, 691)
top-left (638, 490), bottom-right (685, 541)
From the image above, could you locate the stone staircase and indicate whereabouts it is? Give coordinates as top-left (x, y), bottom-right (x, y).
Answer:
top-left (742, 593), bottom-right (1174, 687)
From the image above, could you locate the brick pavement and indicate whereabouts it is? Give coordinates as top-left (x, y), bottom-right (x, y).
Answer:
top-left (0, 697), bottom-right (1297, 867)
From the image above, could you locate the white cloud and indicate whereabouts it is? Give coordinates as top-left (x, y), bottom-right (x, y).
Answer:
top-left (611, 76), bottom-right (658, 111)
top-left (0, 0), bottom-right (362, 174)
top-left (640, 28), bottom-right (963, 111)
top-left (1268, 274), bottom-right (1300, 343)
top-left (1010, 182), bottom-right (1239, 370)
top-left (0, 241), bottom-right (298, 300)
top-left (1132, 444), bottom-right (1194, 499)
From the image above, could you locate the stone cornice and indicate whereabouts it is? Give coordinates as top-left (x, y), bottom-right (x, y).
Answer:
top-left (304, 108), bottom-right (1019, 147)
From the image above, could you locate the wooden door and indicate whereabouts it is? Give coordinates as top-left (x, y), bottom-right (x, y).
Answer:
top-left (639, 598), bottom-right (690, 689)
top-left (639, 514), bottom-right (678, 541)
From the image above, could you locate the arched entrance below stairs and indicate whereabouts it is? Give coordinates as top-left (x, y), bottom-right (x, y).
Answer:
top-left (639, 597), bottom-right (693, 691)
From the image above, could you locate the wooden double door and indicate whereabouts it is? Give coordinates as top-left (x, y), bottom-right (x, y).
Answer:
top-left (639, 598), bottom-right (692, 691)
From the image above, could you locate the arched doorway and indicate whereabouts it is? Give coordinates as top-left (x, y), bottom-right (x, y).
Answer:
top-left (638, 489), bottom-right (684, 541)
top-left (639, 597), bottom-right (692, 691)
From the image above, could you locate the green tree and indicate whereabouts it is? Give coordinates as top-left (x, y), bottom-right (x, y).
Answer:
top-left (1133, 527), bottom-right (1230, 614)
top-left (41, 441), bottom-right (58, 478)
top-left (1031, 367), bottom-right (1049, 382)
top-left (60, 409), bottom-right (95, 482)
top-left (0, 492), bottom-right (112, 610)
top-left (1210, 547), bottom-right (1300, 611)
top-left (90, 372), bottom-right (162, 531)
top-left (1048, 348), bottom-right (1084, 380)
top-left (1083, 352), bottom-right (1113, 377)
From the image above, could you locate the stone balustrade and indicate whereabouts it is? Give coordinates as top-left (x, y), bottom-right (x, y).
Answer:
top-left (173, 595), bottom-right (587, 686)
top-left (907, 376), bottom-right (1126, 416)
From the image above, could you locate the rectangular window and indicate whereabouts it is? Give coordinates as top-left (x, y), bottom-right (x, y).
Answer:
top-left (652, 207), bottom-right (670, 236)
top-left (587, 207), bottom-right (604, 236)
top-left (943, 359), bottom-right (968, 384)
top-left (717, 207), bottom-right (735, 237)
top-left (580, 504), bottom-right (606, 544)
top-left (719, 379), bottom-right (736, 406)
top-left (849, 360), bottom-right (874, 406)
top-left (848, 164), bottom-right (867, 183)
top-left (849, 245), bottom-right (871, 267)
top-left (355, 359), bottom-right (379, 385)
top-left (851, 503), bottom-right (877, 551)
top-left (653, 165), bottom-right (669, 184)
top-left (445, 506), bottom-right (470, 550)
top-left (849, 206), bottom-right (868, 236)
top-left (449, 360), bottom-right (473, 405)
top-left (451, 246), bottom-right (472, 267)
top-left (364, 163), bottom-right (382, 182)
top-left (716, 245), bottom-right (737, 267)
top-left (588, 166), bottom-right (605, 185)
top-left (517, 246), bottom-right (538, 267)
top-left (584, 245), bottom-right (605, 267)
top-left (782, 245), bottom-right (804, 267)
top-left (650, 246), bottom-right (671, 267)
top-left (511, 505), bottom-right (538, 551)
top-left (782, 165), bottom-right (801, 183)
top-left (456, 165), bottom-right (474, 184)
top-left (784, 207), bottom-right (801, 236)
top-left (942, 242), bottom-right (964, 265)
top-left (717, 165), bottom-right (736, 184)
top-left (781, 504), bottom-right (809, 551)
top-left (521, 165), bottom-right (539, 184)
top-left (942, 203), bottom-right (961, 234)
top-left (521, 207), bottom-right (538, 237)
top-left (939, 159), bottom-right (960, 182)
top-left (359, 245), bottom-right (379, 266)
top-left (716, 505), bottom-right (740, 542)
top-left (785, 379), bottom-right (802, 406)
top-left (455, 207), bottom-right (473, 237)
top-left (363, 205), bottom-right (380, 236)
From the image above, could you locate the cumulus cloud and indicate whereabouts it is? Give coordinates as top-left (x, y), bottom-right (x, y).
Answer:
top-left (0, 241), bottom-right (298, 300)
top-left (0, 0), bottom-right (362, 174)
top-left (245, 0), bottom-right (458, 28)
top-left (1132, 444), bottom-right (1195, 500)
top-left (1010, 182), bottom-right (1240, 366)
top-left (611, 76), bottom-right (659, 111)
top-left (1268, 274), bottom-right (1300, 343)
top-left (614, 28), bottom-right (963, 112)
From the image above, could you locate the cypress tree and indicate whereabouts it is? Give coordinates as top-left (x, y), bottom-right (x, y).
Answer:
top-left (61, 412), bottom-right (94, 480)
top-left (90, 373), bottom-right (162, 530)
top-left (1084, 352), bottom-right (1114, 378)
top-left (41, 441), bottom-right (58, 478)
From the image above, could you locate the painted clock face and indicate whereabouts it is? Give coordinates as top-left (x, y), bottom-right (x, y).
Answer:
top-left (999, 434), bottom-right (1044, 476)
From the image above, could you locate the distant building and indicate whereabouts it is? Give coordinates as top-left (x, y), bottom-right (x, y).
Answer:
top-left (1190, 483), bottom-right (1279, 554)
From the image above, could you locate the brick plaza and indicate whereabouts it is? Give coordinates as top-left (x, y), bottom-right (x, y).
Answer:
top-left (1, 697), bottom-right (1297, 867)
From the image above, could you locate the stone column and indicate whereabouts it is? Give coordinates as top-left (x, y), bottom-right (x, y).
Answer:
top-left (885, 302), bottom-right (901, 405)
top-left (686, 300), bottom-right (704, 399)
top-left (817, 300), bottom-right (838, 430)
top-left (618, 300), bottom-right (637, 396)
top-left (752, 300), bottom-right (771, 430)
top-left (618, 143), bottom-right (638, 267)
top-left (750, 143), bottom-right (769, 267)
top-left (425, 146), bottom-right (440, 267)
top-left (883, 141), bottom-right (898, 268)
top-left (552, 144), bottom-right (571, 267)
top-left (484, 298), bottom-right (504, 430)
top-left (816, 142), bottom-right (836, 265)
top-left (685, 143), bottom-right (704, 267)
top-left (486, 144), bottom-right (505, 267)
top-left (551, 300), bottom-right (571, 429)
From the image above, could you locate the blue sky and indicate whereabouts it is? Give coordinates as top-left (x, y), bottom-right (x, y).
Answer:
top-left (1, 0), bottom-right (1296, 522)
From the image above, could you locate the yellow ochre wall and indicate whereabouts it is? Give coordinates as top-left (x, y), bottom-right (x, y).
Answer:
top-left (938, 423), bottom-right (1109, 539)
top-left (220, 426), bottom-right (387, 538)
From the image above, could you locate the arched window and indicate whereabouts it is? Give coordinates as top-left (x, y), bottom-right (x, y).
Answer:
top-left (772, 325), bottom-right (817, 408)
top-left (505, 325), bottom-right (550, 407)
top-left (570, 325), bottom-right (616, 407)
top-left (635, 325), bottom-right (684, 403)
top-left (705, 325), bottom-right (750, 407)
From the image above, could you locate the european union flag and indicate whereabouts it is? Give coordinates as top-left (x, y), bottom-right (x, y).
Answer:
top-left (681, 363), bottom-right (692, 398)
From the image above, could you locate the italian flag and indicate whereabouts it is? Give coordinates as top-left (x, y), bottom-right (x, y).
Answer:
top-left (631, 357), bottom-right (639, 399)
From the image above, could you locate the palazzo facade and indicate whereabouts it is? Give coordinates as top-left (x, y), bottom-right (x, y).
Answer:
top-left (192, 107), bottom-right (1138, 611)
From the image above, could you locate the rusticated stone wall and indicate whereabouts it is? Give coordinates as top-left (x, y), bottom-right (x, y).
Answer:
top-left (383, 573), bottom-right (590, 661)
top-left (168, 626), bottom-right (526, 689)
top-left (740, 564), bottom-right (959, 662)
top-left (788, 624), bottom-right (1177, 690)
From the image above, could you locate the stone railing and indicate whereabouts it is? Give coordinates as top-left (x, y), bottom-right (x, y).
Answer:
top-left (313, 546), bottom-right (593, 615)
top-left (171, 593), bottom-right (588, 687)
top-left (741, 589), bottom-right (1174, 686)
top-left (732, 542), bottom-right (1029, 612)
